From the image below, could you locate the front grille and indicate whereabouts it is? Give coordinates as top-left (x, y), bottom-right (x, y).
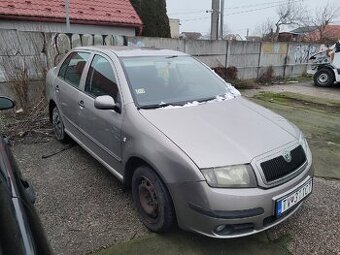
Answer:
top-left (260, 145), bottom-right (306, 182)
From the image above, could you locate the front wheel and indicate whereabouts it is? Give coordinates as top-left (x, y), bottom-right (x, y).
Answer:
top-left (132, 166), bottom-right (176, 233)
top-left (314, 68), bottom-right (335, 87)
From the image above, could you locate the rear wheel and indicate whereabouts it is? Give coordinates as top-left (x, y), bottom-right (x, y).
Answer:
top-left (132, 166), bottom-right (175, 233)
top-left (52, 107), bottom-right (69, 143)
top-left (314, 68), bottom-right (335, 87)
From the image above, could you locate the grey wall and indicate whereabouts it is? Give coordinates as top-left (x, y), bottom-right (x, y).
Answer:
top-left (0, 29), bottom-right (321, 85)
top-left (127, 37), bottom-right (320, 80)
top-left (0, 30), bottom-right (128, 83)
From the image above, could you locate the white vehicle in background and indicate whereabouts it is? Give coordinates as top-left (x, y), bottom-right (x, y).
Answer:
top-left (309, 42), bottom-right (340, 87)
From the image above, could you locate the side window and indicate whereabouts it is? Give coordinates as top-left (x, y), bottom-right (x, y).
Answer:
top-left (59, 52), bottom-right (90, 88)
top-left (57, 53), bottom-right (73, 79)
top-left (85, 55), bottom-right (119, 102)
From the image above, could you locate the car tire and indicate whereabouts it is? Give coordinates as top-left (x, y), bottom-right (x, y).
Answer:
top-left (314, 68), bottom-right (335, 87)
top-left (132, 166), bottom-right (176, 233)
top-left (52, 107), bottom-right (69, 143)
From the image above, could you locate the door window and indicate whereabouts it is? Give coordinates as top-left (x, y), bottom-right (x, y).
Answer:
top-left (85, 55), bottom-right (120, 103)
top-left (58, 52), bottom-right (90, 88)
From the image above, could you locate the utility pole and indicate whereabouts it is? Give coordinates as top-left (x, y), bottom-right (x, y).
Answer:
top-left (210, 0), bottom-right (219, 40)
top-left (220, 0), bottom-right (225, 40)
top-left (65, 0), bottom-right (70, 33)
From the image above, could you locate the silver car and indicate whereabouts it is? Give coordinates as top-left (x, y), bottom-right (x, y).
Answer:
top-left (46, 46), bottom-right (313, 238)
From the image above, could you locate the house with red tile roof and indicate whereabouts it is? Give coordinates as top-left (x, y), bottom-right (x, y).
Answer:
top-left (0, 0), bottom-right (143, 35)
top-left (305, 25), bottom-right (340, 43)
top-left (278, 25), bottom-right (340, 43)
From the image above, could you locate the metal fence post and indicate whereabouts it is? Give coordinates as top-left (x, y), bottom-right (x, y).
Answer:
top-left (225, 39), bottom-right (231, 68)
top-left (257, 42), bottom-right (263, 80)
top-left (283, 42), bottom-right (290, 79)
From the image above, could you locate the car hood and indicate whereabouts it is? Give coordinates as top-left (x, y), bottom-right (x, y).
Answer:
top-left (140, 96), bottom-right (299, 169)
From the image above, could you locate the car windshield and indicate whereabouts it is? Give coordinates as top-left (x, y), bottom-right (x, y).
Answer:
top-left (121, 56), bottom-right (240, 108)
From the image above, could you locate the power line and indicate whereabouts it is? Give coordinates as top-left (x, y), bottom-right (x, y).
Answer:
top-left (225, 0), bottom-right (296, 10)
top-left (168, 0), bottom-right (301, 16)
top-left (226, 0), bottom-right (304, 16)
top-left (180, 0), bottom-right (304, 22)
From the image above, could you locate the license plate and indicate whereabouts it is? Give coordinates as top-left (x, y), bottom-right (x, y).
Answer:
top-left (276, 179), bottom-right (313, 217)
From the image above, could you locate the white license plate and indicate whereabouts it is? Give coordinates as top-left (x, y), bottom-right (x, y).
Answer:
top-left (276, 179), bottom-right (313, 217)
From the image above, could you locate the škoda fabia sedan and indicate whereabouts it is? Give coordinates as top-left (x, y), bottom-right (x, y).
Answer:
top-left (46, 47), bottom-right (313, 238)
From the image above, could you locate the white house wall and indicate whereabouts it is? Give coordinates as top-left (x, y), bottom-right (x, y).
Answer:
top-left (0, 19), bottom-right (136, 36)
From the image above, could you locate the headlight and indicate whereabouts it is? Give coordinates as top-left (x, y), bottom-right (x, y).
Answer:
top-left (299, 132), bottom-right (307, 150)
top-left (201, 165), bottom-right (257, 188)
top-left (299, 133), bottom-right (311, 160)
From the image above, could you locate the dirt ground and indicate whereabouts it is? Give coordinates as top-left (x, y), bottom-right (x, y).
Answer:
top-left (249, 91), bottom-right (340, 180)
top-left (10, 81), bottom-right (340, 255)
top-left (242, 81), bottom-right (340, 101)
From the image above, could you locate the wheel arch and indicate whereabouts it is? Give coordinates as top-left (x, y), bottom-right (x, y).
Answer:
top-left (124, 155), bottom-right (165, 188)
top-left (317, 64), bottom-right (336, 73)
top-left (124, 154), bottom-right (178, 217)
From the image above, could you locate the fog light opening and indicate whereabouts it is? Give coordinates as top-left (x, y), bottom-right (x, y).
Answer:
top-left (214, 223), bottom-right (254, 236)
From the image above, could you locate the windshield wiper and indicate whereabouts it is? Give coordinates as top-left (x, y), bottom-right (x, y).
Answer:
top-left (166, 55), bottom-right (178, 59)
top-left (139, 103), bottom-right (182, 109)
top-left (197, 96), bottom-right (217, 103)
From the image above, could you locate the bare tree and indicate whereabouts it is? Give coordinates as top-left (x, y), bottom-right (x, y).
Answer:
top-left (254, 1), bottom-right (304, 41)
top-left (272, 0), bottom-right (304, 41)
top-left (254, 18), bottom-right (275, 41)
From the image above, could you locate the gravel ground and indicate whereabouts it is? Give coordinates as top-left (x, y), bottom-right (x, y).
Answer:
top-left (12, 139), bottom-right (147, 255)
top-left (9, 81), bottom-right (340, 255)
top-left (12, 139), bottom-right (340, 255)
top-left (267, 178), bottom-right (340, 255)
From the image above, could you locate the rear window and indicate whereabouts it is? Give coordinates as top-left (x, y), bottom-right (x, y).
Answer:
top-left (58, 52), bottom-right (90, 88)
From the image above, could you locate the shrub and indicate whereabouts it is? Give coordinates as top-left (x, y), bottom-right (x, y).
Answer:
top-left (213, 66), bottom-right (238, 82)
top-left (256, 66), bottom-right (275, 84)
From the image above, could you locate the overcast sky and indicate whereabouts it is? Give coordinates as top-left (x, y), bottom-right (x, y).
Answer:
top-left (166, 0), bottom-right (340, 37)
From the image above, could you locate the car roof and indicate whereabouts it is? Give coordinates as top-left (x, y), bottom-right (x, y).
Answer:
top-left (75, 46), bottom-right (189, 57)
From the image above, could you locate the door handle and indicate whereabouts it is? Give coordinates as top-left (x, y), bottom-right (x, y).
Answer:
top-left (55, 85), bottom-right (60, 92)
top-left (79, 100), bottom-right (85, 109)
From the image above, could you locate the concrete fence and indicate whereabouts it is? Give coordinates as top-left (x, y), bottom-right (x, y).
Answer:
top-left (127, 37), bottom-right (320, 80)
top-left (0, 29), bottom-right (321, 84)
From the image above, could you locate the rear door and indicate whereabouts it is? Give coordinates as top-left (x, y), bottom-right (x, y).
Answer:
top-left (77, 54), bottom-right (123, 174)
top-left (55, 51), bottom-right (90, 136)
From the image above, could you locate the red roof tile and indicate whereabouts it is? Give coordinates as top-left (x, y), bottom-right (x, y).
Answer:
top-left (307, 25), bottom-right (340, 42)
top-left (0, 0), bottom-right (143, 28)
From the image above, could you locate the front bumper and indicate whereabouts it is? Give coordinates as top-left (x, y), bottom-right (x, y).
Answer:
top-left (168, 163), bottom-right (314, 238)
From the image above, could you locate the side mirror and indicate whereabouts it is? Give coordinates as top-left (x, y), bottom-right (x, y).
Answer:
top-left (0, 96), bottom-right (15, 110)
top-left (94, 95), bottom-right (119, 112)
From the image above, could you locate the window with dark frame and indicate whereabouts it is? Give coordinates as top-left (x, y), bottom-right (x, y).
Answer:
top-left (85, 55), bottom-right (120, 103)
top-left (58, 52), bottom-right (90, 88)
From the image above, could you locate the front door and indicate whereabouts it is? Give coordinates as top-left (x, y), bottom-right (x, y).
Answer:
top-left (78, 54), bottom-right (123, 174)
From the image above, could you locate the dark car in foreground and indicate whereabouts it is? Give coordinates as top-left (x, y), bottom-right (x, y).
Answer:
top-left (0, 96), bottom-right (50, 254)
top-left (46, 47), bottom-right (313, 238)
